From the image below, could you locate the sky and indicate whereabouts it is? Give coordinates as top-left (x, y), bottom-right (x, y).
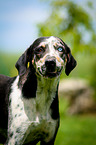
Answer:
top-left (0, 0), bottom-right (96, 53)
top-left (0, 0), bottom-right (50, 53)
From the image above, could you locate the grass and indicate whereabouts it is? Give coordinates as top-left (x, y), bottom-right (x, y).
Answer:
top-left (55, 115), bottom-right (96, 145)
top-left (55, 97), bottom-right (96, 145)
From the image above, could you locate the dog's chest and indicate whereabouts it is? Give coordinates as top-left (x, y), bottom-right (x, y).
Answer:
top-left (9, 76), bottom-right (58, 143)
top-left (24, 114), bottom-right (57, 143)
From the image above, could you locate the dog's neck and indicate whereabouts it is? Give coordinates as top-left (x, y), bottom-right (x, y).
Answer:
top-left (35, 75), bottom-right (60, 114)
top-left (37, 76), bottom-right (59, 92)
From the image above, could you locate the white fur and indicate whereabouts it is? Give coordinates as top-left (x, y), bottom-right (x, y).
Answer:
top-left (8, 75), bottom-right (59, 144)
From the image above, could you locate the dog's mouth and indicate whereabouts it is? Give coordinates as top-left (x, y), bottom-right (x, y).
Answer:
top-left (45, 71), bottom-right (61, 78)
top-left (37, 65), bottom-right (63, 78)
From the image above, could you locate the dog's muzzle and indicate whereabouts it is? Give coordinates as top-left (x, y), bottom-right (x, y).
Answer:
top-left (38, 56), bottom-right (63, 78)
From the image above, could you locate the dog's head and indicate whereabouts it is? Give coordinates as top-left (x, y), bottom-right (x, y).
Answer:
top-left (15, 36), bottom-right (77, 78)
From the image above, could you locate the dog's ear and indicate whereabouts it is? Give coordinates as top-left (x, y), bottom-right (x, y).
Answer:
top-left (15, 48), bottom-right (32, 76)
top-left (65, 51), bottom-right (77, 76)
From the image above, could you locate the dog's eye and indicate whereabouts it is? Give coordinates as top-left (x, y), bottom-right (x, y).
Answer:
top-left (35, 47), bottom-right (45, 54)
top-left (38, 48), bottom-right (43, 53)
top-left (57, 47), bottom-right (63, 52)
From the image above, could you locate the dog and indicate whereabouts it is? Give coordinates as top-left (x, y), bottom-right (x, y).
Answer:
top-left (0, 36), bottom-right (77, 145)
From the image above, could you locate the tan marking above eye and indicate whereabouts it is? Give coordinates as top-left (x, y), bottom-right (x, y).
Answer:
top-left (41, 43), bottom-right (45, 48)
top-left (54, 42), bottom-right (57, 47)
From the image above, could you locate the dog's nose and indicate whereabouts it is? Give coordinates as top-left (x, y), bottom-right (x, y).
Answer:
top-left (45, 58), bottom-right (56, 72)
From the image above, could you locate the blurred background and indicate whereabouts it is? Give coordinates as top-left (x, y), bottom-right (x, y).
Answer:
top-left (0, 0), bottom-right (96, 144)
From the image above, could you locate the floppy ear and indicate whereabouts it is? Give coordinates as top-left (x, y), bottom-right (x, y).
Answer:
top-left (15, 48), bottom-right (32, 76)
top-left (65, 52), bottom-right (77, 76)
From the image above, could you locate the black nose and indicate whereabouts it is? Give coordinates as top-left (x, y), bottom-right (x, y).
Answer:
top-left (45, 58), bottom-right (56, 72)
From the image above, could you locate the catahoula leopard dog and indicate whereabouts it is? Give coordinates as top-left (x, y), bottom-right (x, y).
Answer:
top-left (0, 36), bottom-right (77, 145)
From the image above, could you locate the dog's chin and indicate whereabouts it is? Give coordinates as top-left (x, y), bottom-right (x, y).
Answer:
top-left (38, 70), bottom-right (61, 78)
top-left (45, 71), bottom-right (61, 78)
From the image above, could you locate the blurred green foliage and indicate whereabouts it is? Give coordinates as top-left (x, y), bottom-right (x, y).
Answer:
top-left (38, 0), bottom-right (96, 54)
top-left (0, 52), bottom-right (19, 77)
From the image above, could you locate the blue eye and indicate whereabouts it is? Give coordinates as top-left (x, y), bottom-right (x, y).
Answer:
top-left (57, 47), bottom-right (63, 52)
